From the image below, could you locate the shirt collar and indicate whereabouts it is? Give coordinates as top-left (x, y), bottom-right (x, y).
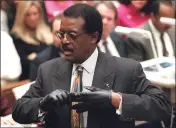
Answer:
top-left (72, 48), bottom-right (98, 75)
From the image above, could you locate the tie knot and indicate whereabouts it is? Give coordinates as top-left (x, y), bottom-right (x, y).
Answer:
top-left (76, 65), bottom-right (83, 75)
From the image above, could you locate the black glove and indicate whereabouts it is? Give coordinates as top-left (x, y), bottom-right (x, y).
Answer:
top-left (39, 89), bottom-right (71, 112)
top-left (71, 86), bottom-right (113, 113)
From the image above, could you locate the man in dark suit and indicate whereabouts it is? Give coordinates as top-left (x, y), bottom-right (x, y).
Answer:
top-left (95, 1), bottom-right (126, 57)
top-left (126, 1), bottom-right (175, 62)
top-left (29, 14), bottom-right (62, 81)
top-left (12, 4), bottom-right (171, 128)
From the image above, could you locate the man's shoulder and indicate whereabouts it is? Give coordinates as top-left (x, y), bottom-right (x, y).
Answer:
top-left (39, 57), bottom-right (66, 69)
top-left (102, 53), bottom-right (139, 68)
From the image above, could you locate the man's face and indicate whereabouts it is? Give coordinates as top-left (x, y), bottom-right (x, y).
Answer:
top-left (153, 4), bottom-right (175, 32)
top-left (96, 4), bottom-right (115, 40)
top-left (52, 19), bottom-right (61, 48)
top-left (59, 16), bottom-right (96, 63)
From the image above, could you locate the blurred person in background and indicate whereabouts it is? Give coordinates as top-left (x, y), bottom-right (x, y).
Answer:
top-left (95, 1), bottom-right (126, 57)
top-left (117, 0), bottom-right (155, 28)
top-left (44, 0), bottom-right (74, 22)
top-left (74, 0), bottom-right (95, 6)
top-left (126, 0), bottom-right (175, 62)
top-left (29, 14), bottom-right (63, 81)
top-left (140, 0), bottom-right (175, 58)
top-left (1, 31), bottom-right (22, 86)
top-left (11, 1), bottom-right (53, 80)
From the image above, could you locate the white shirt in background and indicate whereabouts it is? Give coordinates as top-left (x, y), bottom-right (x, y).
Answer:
top-left (1, 10), bottom-right (9, 32)
top-left (148, 20), bottom-right (174, 57)
top-left (1, 31), bottom-right (22, 86)
top-left (98, 36), bottom-right (120, 57)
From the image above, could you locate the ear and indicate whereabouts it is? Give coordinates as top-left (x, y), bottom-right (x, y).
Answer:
top-left (91, 32), bottom-right (99, 44)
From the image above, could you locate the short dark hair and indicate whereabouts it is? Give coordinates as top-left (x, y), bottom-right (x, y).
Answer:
top-left (63, 3), bottom-right (103, 43)
top-left (50, 14), bottom-right (62, 31)
top-left (119, 0), bottom-right (156, 14)
top-left (151, 0), bottom-right (173, 16)
top-left (94, 1), bottom-right (118, 21)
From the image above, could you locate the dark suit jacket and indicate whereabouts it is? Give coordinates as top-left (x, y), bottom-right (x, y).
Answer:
top-left (29, 45), bottom-right (61, 81)
top-left (12, 52), bottom-right (171, 128)
top-left (109, 31), bottom-right (127, 58)
top-left (125, 21), bottom-right (175, 61)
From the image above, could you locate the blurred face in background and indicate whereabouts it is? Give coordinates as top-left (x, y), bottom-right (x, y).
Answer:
top-left (52, 19), bottom-right (61, 48)
top-left (96, 3), bottom-right (116, 40)
top-left (131, 0), bottom-right (148, 10)
top-left (74, 1), bottom-right (95, 6)
top-left (152, 3), bottom-right (175, 32)
top-left (25, 5), bottom-right (40, 29)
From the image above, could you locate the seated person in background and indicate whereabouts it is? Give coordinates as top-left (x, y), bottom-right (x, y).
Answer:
top-left (95, 1), bottom-right (126, 57)
top-left (1, 31), bottom-right (21, 86)
top-left (10, 1), bottom-right (53, 80)
top-left (125, 1), bottom-right (175, 62)
top-left (44, 0), bottom-right (74, 22)
top-left (117, 0), bottom-right (155, 28)
top-left (73, 0), bottom-right (95, 6)
top-left (30, 14), bottom-right (62, 81)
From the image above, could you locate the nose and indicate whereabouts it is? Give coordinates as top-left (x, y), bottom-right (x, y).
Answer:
top-left (30, 14), bottom-right (37, 21)
top-left (61, 35), bottom-right (70, 44)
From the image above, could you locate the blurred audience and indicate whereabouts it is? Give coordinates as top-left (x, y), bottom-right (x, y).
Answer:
top-left (1, 31), bottom-right (22, 86)
top-left (30, 14), bottom-right (63, 81)
top-left (117, 0), bottom-right (155, 27)
top-left (95, 1), bottom-right (126, 57)
top-left (126, 1), bottom-right (175, 62)
top-left (11, 1), bottom-right (53, 80)
top-left (44, 1), bottom-right (74, 22)
top-left (74, 0), bottom-right (95, 6)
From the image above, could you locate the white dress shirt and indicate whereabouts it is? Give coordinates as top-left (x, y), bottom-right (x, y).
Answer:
top-left (70, 48), bottom-right (122, 126)
top-left (1, 31), bottom-right (22, 86)
top-left (98, 36), bottom-right (120, 57)
top-left (1, 10), bottom-right (9, 32)
top-left (148, 20), bottom-right (174, 57)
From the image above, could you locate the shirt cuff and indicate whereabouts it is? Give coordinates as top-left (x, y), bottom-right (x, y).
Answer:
top-left (116, 93), bottom-right (122, 115)
top-left (38, 108), bottom-right (47, 123)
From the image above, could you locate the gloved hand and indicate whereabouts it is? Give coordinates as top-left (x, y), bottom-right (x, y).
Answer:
top-left (39, 89), bottom-right (71, 112)
top-left (71, 86), bottom-right (113, 113)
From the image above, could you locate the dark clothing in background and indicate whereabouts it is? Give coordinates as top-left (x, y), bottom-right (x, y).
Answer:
top-left (109, 31), bottom-right (127, 58)
top-left (30, 45), bottom-right (61, 81)
top-left (11, 33), bottom-right (48, 80)
top-left (0, 94), bottom-right (12, 116)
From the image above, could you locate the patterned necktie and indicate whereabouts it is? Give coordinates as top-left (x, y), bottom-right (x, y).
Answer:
top-left (71, 65), bottom-right (83, 128)
top-left (160, 33), bottom-right (168, 56)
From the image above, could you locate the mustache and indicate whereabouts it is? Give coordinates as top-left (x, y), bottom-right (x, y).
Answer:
top-left (61, 44), bottom-right (73, 52)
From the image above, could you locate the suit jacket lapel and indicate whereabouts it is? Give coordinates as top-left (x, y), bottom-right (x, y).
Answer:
top-left (52, 59), bottom-right (72, 92)
top-left (92, 52), bottom-right (116, 90)
top-left (88, 52), bottom-right (116, 128)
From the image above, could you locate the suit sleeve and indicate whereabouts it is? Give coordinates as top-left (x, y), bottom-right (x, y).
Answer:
top-left (12, 66), bottom-right (43, 124)
top-left (121, 63), bottom-right (171, 121)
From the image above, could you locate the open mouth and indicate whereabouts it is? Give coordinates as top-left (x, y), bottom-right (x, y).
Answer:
top-left (62, 45), bottom-right (73, 55)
